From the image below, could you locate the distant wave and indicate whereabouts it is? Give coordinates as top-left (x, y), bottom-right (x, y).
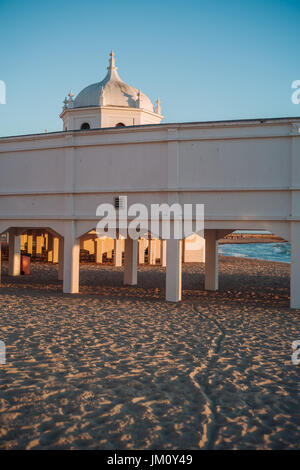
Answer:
top-left (218, 242), bottom-right (290, 263)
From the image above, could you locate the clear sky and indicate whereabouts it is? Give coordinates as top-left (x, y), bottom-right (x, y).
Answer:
top-left (0, 0), bottom-right (300, 137)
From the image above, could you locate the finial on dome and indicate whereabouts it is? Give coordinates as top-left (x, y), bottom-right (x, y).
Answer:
top-left (108, 50), bottom-right (117, 71)
top-left (63, 97), bottom-right (68, 109)
top-left (155, 97), bottom-right (161, 114)
top-left (64, 90), bottom-right (75, 109)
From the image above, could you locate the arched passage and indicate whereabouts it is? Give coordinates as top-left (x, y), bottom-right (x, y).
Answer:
top-left (0, 225), bottom-right (65, 286)
top-left (202, 226), bottom-right (291, 304)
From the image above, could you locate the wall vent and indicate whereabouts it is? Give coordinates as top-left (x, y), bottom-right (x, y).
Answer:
top-left (114, 196), bottom-right (126, 209)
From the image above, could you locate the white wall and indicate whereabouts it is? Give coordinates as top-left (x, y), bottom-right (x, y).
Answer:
top-left (0, 118), bottom-right (299, 241)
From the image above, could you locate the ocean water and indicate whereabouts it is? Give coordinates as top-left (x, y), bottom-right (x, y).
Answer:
top-left (218, 242), bottom-right (291, 263)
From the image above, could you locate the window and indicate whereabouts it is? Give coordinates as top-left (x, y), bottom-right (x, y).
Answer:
top-left (81, 122), bottom-right (90, 130)
top-left (115, 122), bottom-right (125, 128)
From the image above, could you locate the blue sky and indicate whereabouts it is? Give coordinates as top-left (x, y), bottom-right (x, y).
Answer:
top-left (0, 0), bottom-right (300, 136)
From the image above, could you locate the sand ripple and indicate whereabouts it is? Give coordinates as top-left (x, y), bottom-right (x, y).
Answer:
top-left (0, 257), bottom-right (299, 449)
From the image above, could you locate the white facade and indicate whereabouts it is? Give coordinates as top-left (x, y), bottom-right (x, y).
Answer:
top-left (0, 50), bottom-right (300, 308)
top-left (0, 118), bottom-right (300, 307)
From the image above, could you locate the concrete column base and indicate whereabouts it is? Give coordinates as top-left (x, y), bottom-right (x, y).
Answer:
top-left (53, 237), bottom-right (59, 263)
top-left (205, 229), bottom-right (218, 290)
top-left (8, 229), bottom-right (21, 276)
top-left (63, 224), bottom-right (80, 293)
top-left (47, 234), bottom-right (53, 262)
top-left (160, 240), bottom-right (167, 267)
top-left (114, 239), bottom-right (123, 267)
top-left (27, 233), bottom-right (33, 255)
top-left (58, 238), bottom-right (64, 281)
top-left (149, 239), bottom-right (157, 265)
top-left (124, 238), bottom-right (138, 285)
top-left (138, 239), bottom-right (146, 265)
top-left (35, 234), bottom-right (43, 256)
top-left (166, 239), bottom-right (182, 302)
top-left (95, 238), bottom-right (103, 264)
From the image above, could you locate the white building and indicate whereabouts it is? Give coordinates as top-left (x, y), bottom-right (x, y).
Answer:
top-left (0, 52), bottom-right (299, 308)
top-left (60, 51), bottom-right (163, 131)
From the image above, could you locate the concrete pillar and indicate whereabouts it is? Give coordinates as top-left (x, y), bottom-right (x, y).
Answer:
top-left (205, 229), bottom-right (218, 290)
top-left (83, 239), bottom-right (95, 254)
top-left (44, 233), bottom-right (49, 251)
top-left (291, 222), bottom-right (300, 309)
top-left (47, 234), bottom-right (53, 262)
top-left (36, 234), bottom-right (43, 255)
top-left (160, 240), bottom-right (167, 267)
top-left (103, 238), bottom-right (114, 260)
top-left (8, 229), bottom-right (21, 276)
top-left (106, 240), bottom-right (113, 260)
top-left (95, 238), bottom-right (103, 264)
top-left (53, 237), bottom-right (59, 263)
top-left (124, 238), bottom-right (138, 285)
top-left (114, 239), bottom-right (123, 267)
top-left (166, 239), bottom-right (182, 302)
top-left (20, 234), bottom-right (27, 251)
top-left (27, 233), bottom-right (33, 255)
top-left (149, 239), bottom-right (157, 265)
top-left (58, 238), bottom-right (64, 281)
top-left (63, 224), bottom-right (80, 293)
top-left (138, 238), bottom-right (146, 264)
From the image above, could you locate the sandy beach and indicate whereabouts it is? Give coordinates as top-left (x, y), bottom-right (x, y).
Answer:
top-left (0, 256), bottom-right (299, 450)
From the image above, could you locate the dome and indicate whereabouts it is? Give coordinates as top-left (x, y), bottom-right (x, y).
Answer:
top-left (72, 51), bottom-right (155, 112)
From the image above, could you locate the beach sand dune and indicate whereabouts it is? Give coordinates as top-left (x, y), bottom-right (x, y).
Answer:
top-left (0, 257), bottom-right (299, 450)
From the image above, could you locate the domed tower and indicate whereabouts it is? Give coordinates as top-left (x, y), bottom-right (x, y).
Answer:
top-left (60, 51), bottom-right (163, 131)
